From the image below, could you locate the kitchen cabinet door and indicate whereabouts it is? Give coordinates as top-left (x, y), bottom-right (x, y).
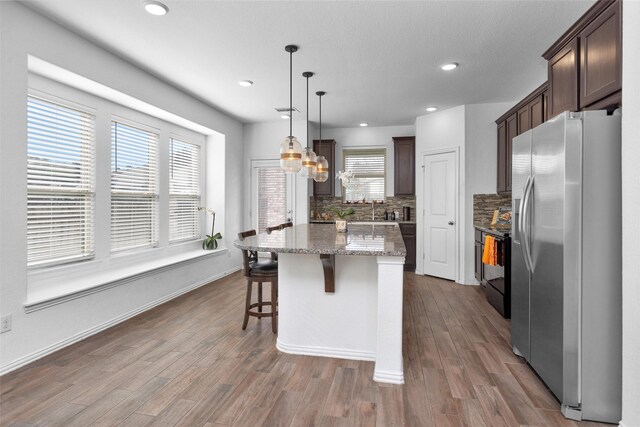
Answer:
top-left (517, 105), bottom-right (531, 135)
top-left (579, 0), bottom-right (621, 108)
top-left (505, 113), bottom-right (517, 193)
top-left (393, 136), bottom-right (415, 196)
top-left (313, 139), bottom-right (336, 196)
top-left (548, 38), bottom-right (579, 117)
top-left (530, 95), bottom-right (545, 128)
top-left (475, 240), bottom-right (483, 281)
top-left (497, 121), bottom-right (507, 194)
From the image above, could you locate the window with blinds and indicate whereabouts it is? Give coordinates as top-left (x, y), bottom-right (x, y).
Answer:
top-left (111, 121), bottom-right (159, 252)
top-left (257, 167), bottom-right (287, 233)
top-left (27, 96), bottom-right (96, 267)
top-left (342, 148), bottom-right (386, 202)
top-left (169, 138), bottom-right (200, 242)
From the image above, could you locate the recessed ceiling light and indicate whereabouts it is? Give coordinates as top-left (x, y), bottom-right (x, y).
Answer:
top-left (426, 107), bottom-right (438, 112)
top-left (441, 62), bottom-right (458, 71)
top-left (238, 80), bottom-right (253, 87)
top-left (359, 123), bottom-right (368, 127)
top-left (281, 115), bottom-right (290, 119)
top-left (144, 1), bottom-right (168, 16)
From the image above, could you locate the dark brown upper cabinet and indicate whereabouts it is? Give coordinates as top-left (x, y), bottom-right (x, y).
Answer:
top-left (505, 114), bottom-right (517, 193)
top-left (548, 38), bottom-right (579, 118)
top-left (393, 136), bottom-right (415, 196)
top-left (579, 0), bottom-right (621, 108)
top-left (496, 121), bottom-right (508, 194)
top-left (543, 0), bottom-right (621, 116)
top-left (495, 83), bottom-right (547, 195)
top-left (312, 139), bottom-right (336, 197)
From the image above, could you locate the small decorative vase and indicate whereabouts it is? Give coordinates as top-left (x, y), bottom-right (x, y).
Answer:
top-left (205, 239), bottom-right (218, 250)
top-left (335, 219), bottom-right (348, 233)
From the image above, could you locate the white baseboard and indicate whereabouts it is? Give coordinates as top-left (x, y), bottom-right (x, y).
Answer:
top-left (456, 278), bottom-right (481, 286)
top-left (276, 339), bottom-right (376, 362)
top-left (373, 369), bottom-right (405, 384)
top-left (0, 266), bottom-right (241, 376)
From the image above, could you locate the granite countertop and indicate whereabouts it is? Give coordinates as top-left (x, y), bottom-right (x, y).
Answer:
top-left (234, 223), bottom-right (406, 257)
top-left (309, 219), bottom-right (416, 225)
top-left (475, 223), bottom-right (511, 236)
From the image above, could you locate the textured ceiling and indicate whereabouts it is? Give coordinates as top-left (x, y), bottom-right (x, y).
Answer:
top-left (22, 0), bottom-right (595, 128)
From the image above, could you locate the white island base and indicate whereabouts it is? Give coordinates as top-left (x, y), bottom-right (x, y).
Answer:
top-left (275, 252), bottom-right (405, 384)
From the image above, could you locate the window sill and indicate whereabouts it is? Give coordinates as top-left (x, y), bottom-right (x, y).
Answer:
top-left (24, 247), bottom-right (229, 313)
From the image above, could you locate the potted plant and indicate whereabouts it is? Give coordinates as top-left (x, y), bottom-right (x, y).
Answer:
top-left (198, 207), bottom-right (222, 250)
top-left (331, 207), bottom-right (355, 233)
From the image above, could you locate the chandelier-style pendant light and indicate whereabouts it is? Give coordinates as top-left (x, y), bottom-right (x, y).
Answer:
top-left (299, 71), bottom-right (317, 179)
top-left (314, 91), bottom-right (329, 182)
top-left (280, 45), bottom-right (303, 173)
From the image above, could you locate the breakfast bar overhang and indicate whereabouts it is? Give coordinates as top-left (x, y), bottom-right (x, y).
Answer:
top-left (234, 223), bottom-right (406, 384)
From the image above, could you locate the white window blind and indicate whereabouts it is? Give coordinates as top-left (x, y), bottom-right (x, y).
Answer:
top-left (257, 167), bottom-right (286, 233)
top-left (169, 138), bottom-right (200, 242)
top-left (111, 121), bottom-right (159, 252)
top-left (342, 148), bottom-right (386, 202)
top-left (27, 96), bottom-right (95, 267)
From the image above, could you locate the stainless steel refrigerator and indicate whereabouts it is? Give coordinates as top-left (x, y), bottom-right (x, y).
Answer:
top-left (511, 110), bottom-right (622, 423)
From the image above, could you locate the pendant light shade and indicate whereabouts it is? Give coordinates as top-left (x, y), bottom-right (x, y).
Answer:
top-left (280, 45), bottom-right (302, 173)
top-left (280, 136), bottom-right (302, 172)
top-left (314, 91), bottom-right (329, 183)
top-left (300, 71), bottom-right (317, 179)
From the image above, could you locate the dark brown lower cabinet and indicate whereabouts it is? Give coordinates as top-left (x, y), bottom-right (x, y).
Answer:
top-left (399, 223), bottom-right (416, 271)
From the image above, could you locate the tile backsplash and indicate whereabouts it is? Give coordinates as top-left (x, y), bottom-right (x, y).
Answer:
top-left (310, 196), bottom-right (416, 221)
top-left (473, 194), bottom-right (511, 224)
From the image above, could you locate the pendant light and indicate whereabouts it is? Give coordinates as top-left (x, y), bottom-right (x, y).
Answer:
top-left (299, 71), bottom-right (317, 179)
top-left (280, 45), bottom-right (303, 173)
top-left (314, 91), bottom-right (329, 182)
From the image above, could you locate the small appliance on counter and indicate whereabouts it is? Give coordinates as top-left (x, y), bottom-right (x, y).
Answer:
top-left (403, 206), bottom-right (410, 221)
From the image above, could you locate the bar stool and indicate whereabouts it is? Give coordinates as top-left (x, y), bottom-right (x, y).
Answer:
top-left (237, 230), bottom-right (278, 333)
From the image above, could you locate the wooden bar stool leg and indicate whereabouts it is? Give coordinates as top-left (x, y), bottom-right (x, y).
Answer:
top-left (242, 280), bottom-right (252, 330)
top-left (258, 282), bottom-right (263, 314)
top-left (271, 278), bottom-right (278, 333)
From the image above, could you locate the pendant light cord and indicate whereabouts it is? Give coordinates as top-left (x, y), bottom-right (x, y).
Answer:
top-left (306, 75), bottom-right (309, 149)
top-left (319, 94), bottom-right (322, 142)
top-left (289, 49), bottom-right (293, 142)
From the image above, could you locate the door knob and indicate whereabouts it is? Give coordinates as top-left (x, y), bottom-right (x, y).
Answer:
top-left (448, 221), bottom-right (455, 225)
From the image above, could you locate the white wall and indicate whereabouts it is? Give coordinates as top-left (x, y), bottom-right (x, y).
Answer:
top-left (323, 125), bottom-right (415, 197)
top-left (0, 2), bottom-right (244, 373)
top-left (414, 103), bottom-right (513, 284)
top-left (464, 103), bottom-right (514, 283)
top-left (415, 106), bottom-right (466, 281)
top-left (242, 120), bottom-right (315, 229)
top-left (242, 122), bottom-right (414, 227)
top-left (621, 1), bottom-right (640, 425)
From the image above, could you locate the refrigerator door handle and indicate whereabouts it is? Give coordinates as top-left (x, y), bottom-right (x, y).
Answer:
top-left (522, 175), bottom-right (535, 273)
top-left (518, 175), bottom-right (531, 245)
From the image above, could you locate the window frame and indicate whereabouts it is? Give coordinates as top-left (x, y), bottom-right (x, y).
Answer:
top-left (168, 136), bottom-right (202, 244)
top-left (26, 91), bottom-right (97, 269)
top-left (341, 148), bottom-right (387, 203)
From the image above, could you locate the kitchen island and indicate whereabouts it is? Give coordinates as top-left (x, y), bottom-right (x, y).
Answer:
top-left (234, 223), bottom-right (406, 384)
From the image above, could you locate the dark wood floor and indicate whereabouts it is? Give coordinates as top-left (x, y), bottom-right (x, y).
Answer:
top-left (0, 272), bottom-right (609, 426)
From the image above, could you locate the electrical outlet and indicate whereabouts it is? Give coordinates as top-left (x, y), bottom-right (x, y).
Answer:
top-left (1, 314), bottom-right (12, 333)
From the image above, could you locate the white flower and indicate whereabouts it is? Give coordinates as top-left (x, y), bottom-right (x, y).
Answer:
top-left (336, 170), bottom-right (355, 183)
top-left (197, 207), bottom-right (216, 215)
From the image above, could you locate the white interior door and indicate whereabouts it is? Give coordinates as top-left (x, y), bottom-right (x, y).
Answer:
top-left (250, 160), bottom-right (295, 233)
top-left (423, 151), bottom-right (457, 280)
